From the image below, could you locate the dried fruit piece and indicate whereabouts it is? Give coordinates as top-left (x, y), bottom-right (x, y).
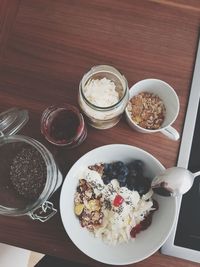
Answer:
top-left (74, 204), bottom-right (84, 216)
top-left (88, 199), bottom-right (101, 211)
top-left (84, 189), bottom-right (93, 199)
top-left (113, 194), bottom-right (124, 207)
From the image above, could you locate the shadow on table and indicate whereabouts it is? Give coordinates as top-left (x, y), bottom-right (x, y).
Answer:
top-left (35, 255), bottom-right (90, 267)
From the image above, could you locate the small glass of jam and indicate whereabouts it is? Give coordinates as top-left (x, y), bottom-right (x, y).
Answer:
top-left (41, 104), bottom-right (87, 148)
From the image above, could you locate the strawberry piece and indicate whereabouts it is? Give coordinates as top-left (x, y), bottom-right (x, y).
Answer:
top-left (113, 194), bottom-right (124, 207)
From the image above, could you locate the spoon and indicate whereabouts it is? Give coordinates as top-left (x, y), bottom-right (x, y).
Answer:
top-left (151, 167), bottom-right (200, 197)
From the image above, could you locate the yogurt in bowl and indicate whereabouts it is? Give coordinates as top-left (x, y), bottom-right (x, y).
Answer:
top-left (74, 161), bottom-right (158, 246)
top-left (60, 144), bottom-right (177, 265)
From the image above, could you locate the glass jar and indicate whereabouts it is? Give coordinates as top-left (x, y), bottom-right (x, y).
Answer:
top-left (78, 65), bottom-right (129, 129)
top-left (41, 104), bottom-right (87, 148)
top-left (0, 108), bottom-right (62, 222)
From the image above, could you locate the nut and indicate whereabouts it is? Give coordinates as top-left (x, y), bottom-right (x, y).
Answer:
top-left (88, 163), bottom-right (104, 175)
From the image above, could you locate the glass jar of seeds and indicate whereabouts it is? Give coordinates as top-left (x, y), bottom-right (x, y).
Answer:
top-left (0, 108), bottom-right (62, 222)
top-left (78, 65), bottom-right (129, 129)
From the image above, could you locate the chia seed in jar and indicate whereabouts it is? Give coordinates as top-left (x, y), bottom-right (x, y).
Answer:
top-left (10, 147), bottom-right (47, 200)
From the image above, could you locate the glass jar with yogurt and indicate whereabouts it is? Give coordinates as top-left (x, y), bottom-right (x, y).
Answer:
top-left (78, 65), bottom-right (129, 129)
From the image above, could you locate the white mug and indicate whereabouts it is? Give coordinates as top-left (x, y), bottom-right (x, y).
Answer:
top-left (125, 79), bottom-right (180, 140)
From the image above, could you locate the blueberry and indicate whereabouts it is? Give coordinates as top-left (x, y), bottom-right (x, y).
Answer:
top-left (134, 160), bottom-right (144, 167)
top-left (127, 163), bottom-right (139, 176)
top-left (127, 160), bottom-right (144, 175)
top-left (127, 181), bottom-right (134, 191)
top-left (119, 166), bottom-right (129, 176)
top-left (127, 180), bottom-right (134, 191)
top-left (103, 163), bottom-right (109, 172)
top-left (140, 176), bottom-right (151, 188)
top-left (103, 163), bottom-right (113, 174)
top-left (127, 161), bottom-right (135, 170)
top-left (119, 181), bottom-right (127, 187)
top-left (133, 160), bottom-right (144, 174)
top-left (113, 161), bottom-right (125, 170)
top-left (135, 183), bottom-right (149, 196)
top-left (126, 176), bottom-right (137, 191)
top-left (128, 171), bottom-right (142, 184)
top-left (103, 175), bottom-right (111, 185)
top-left (134, 176), bottom-right (151, 196)
top-left (128, 168), bottom-right (138, 178)
top-left (111, 170), bottom-right (118, 178)
top-left (118, 174), bottom-right (127, 183)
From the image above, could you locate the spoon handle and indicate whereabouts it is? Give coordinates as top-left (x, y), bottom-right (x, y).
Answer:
top-left (193, 170), bottom-right (200, 178)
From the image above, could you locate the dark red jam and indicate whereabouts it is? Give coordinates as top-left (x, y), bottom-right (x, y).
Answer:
top-left (41, 104), bottom-right (87, 147)
top-left (49, 110), bottom-right (80, 143)
top-left (130, 199), bottom-right (159, 238)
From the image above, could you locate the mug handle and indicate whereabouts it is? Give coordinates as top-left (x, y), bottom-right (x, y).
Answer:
top-left (160, 126), bottom-right (180, 141)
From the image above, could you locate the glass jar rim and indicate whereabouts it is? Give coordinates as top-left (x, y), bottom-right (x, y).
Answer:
top-left (0, 135), bottom-right (58, 216)
top-left (79, 67), bottom-right (129, 111)
top-left (41, 104), bottom-right (85, 147)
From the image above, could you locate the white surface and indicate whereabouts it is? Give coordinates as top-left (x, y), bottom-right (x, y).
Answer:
top-left (0, 243), bottom-right (30, 267)
top-left (125, 79), bottom-right (180, 140)
top-left (60, 144), bottom-right (177, 265)
top-left (161, 34), bottom-right (200, 263)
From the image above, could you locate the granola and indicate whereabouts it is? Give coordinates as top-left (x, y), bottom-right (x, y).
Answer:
top-left (74, 179), bottom-right (104, 230)
top-left (127, 92), bottom-right (166, 129)
top-left (88, 163), bottom-right (104, 176)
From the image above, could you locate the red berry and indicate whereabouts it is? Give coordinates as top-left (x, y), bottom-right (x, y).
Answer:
top-left (152, 199), bottom-right (159, 211)
top-left (130, 224), bottom-right (142, 238)
top-left (140, 214), bottom-right (153, 230)
top-left (113, 194), bottom-right (124, 207)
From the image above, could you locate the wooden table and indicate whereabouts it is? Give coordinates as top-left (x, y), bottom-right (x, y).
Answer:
top-left (0, 0), bottom-right (200, 266)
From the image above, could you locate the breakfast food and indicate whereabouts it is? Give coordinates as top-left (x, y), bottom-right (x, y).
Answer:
top-left (74, 178), bottom-right (104, 230)
top-left (41, 104), bottom-right (87, 147)
top-left (74, 160), bottom-right (158, 245)
top-left (78, 65), bottom-right (129, 129)
top-left (83, 77), bottom-right (120, 107)
top-left (127, 92), bottom-right (166, 129)
top-left (10, 147), bottom-right (46, 200)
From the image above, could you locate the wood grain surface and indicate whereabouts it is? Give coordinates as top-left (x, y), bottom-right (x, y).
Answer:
top-left (0, 0), bottom-right (200, 266)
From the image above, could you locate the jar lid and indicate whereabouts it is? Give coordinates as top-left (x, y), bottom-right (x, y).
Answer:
top-left (0, 108), bottom-right (29, 136)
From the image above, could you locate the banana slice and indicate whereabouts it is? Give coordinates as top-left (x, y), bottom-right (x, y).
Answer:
top-left (74, 204), bottom-right (84, 216)
top-left (88, 199), bottom-right (100, 212)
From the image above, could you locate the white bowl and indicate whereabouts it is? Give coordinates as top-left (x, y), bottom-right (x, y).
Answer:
top-left (60, 144), bottom-right (177, 265)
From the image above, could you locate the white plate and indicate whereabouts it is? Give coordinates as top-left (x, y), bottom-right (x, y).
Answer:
top-left (60, 144), bottom-right (177, 265)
